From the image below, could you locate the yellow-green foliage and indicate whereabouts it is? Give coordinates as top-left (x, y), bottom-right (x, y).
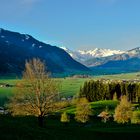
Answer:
top-left (98, 106), bottom-right (111, 123)
top-left (113, 92), bottom-right (118, 101)
top-left (131, 111), bottom-right (140, 124)
top-left (61, 112), bottom-right (70, 123)
top-left (114, 95), bottom-right (132, 124)
top-left (7, 59), bottom-right (60, 117)
top-left (55, 101), bottom-right (70, 109)
top-left (75, 97), bottom-right (92, 123)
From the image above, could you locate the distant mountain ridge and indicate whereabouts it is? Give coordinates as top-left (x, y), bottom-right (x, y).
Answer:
top-left (0, 28), bottom-right (90, 75)
top-left (61, 46), bottom-right (140, 75)
top-left (60, 47), bottom-right (124, 66)
top-left (61, 46), bottom-right (140, 66)
top-left (91, 47), bottom-right (140, 73)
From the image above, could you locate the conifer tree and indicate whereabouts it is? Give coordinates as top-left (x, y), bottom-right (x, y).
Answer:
top-left (75, 97), bottom-right (92, 123)
top-left (114, 95), bottom-right (132, 124)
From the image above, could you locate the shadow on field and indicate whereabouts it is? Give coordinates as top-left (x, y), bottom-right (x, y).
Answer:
top-left (0, 115), bottom-right (140, 140)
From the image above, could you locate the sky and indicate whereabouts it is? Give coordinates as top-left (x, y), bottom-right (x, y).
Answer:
top-left (0, 0), bottom-right (140, 51)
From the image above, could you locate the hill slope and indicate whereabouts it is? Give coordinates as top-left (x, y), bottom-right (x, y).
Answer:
top-left (0, 28), bottom-right (90, 75)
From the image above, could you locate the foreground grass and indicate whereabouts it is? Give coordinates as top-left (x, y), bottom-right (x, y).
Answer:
top-left (0, 115), bottom-right (140, 140)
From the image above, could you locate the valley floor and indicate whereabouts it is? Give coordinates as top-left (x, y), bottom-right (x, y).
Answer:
top-left (1, 73), bottom-right (140, 140)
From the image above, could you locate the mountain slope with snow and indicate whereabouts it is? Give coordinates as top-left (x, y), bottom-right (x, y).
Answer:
top-left (78, 48), bottom-right (124, 57)
top-left (60, 47), bottom-right (124, 66)
top-left (61, 46), bottom-right (140, 75)
top-left (90, 47), bottom-right (140, 75)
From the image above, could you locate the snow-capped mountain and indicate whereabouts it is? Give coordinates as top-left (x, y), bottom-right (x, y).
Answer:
top-left (91, 47), bottom-right (140, 75)
top-left (78, 48), bottom-right (124, 58)
top-left (60, 47), bottom-right (124, 64)
top-left (60, 46), bottom-right (140, 72)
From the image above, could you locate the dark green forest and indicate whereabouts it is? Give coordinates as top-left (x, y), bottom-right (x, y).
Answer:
top-left (79, 80), bottom-right (140, 103)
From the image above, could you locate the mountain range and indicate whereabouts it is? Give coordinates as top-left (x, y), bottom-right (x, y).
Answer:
top-left (0, 28), bottom-right (140, 76)
top-left (0, 28), bottom-right (90, 76)
top-left (60, 47), bottom-right (124, 66)
top-left (61, 47), bottom-right (140, 75)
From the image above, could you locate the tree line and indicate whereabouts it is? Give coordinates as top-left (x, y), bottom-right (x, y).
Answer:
top-left (79, 80), bottom-right (140, 103)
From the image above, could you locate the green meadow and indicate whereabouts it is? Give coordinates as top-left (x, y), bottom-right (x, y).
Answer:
top-left (0, 78), bottom-right (89, 106)
top-left (0, 72), bottom-right (140, 106)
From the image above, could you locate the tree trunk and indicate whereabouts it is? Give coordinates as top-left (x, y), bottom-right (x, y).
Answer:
top-left (38, 115), bottom-right (44, 127)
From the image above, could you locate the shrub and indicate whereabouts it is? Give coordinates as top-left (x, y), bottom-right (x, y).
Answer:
top-left (98, 106), bottom-right (111, 123)
top-left (131, 111), bottom-right (140, 124)
top-left (61, 112), bottom-right (70, 123)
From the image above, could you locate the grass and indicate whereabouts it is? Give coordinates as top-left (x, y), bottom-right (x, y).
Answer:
top-left (0, 87), bottom-right (14, 106)
top-left (94, 72), bottom-right (140, 80)
top-left (0, 73), bottom-right (140, 139)
top-left (0, 71), bottom-right (140, 106)
top-left (61, 100), bottom-right (119, 115)
top-left (60, 78), bottom-right (89, 97)
top-left (0, 114), bottom-right (140, 140)
top-left (0, 78), bottom-right (89, 106)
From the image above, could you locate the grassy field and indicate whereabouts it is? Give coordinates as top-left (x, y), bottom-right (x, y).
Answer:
top-left (0, 72), bottom-right (140, 106)
top-left (94, 72), bottom-right (140, 80)
top-left (0, 78), bottom-right (89, 106)
top-left (0, 114), bottom-right (140, 140)
top-left (60, 78), bottom-right (89, 97)
top-left (59, 100), bottom-right (119, 115)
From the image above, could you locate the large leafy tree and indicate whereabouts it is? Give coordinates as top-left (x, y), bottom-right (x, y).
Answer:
top-left (7, 58), bottom-right (60, 127)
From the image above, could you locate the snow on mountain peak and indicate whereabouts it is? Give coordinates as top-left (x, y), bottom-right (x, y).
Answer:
top-left (1, 35), bottom-right (5, 38)
top-left (25, 34), bottom-right (30, 40)
top-left (60, 47), bottom-right (68, 51)
top-left (60, 47), bottom-right (125, 64)
top-left (78, 48), bottom-right (124, 57)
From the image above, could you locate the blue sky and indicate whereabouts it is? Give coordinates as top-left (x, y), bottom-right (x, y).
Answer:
top-left (0, 0), bottom-right (140, 50)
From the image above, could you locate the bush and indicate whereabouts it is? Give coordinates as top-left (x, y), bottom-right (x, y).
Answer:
top-left (131, 111), bottom-right (140, 124)
top-left (98, 106), bottom-right (111, 123)
top-left (60, 112), bottom-right (70, 123)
